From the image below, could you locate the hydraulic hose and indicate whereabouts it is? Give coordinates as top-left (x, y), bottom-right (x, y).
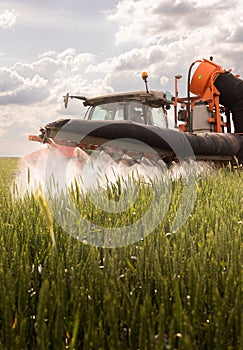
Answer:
top-left (187, 60), bottom-right (202, 132)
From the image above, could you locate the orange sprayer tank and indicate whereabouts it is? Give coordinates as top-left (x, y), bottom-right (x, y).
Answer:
top-left (190, 59), bottom-right (222, 96)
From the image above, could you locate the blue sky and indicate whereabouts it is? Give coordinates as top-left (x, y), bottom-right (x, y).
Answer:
top-left (0, 0), bottom-right (243, 156)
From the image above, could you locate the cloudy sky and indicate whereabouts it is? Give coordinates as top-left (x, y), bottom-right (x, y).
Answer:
top-left (0, 0), bottom-right (243, 156)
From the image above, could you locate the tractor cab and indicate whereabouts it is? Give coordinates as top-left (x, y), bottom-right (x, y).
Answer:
top-left (65, 90), bottom-right (172, 129)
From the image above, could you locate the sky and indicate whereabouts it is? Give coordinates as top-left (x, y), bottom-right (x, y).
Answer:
top-left (0, 0), bottom-right (243, 156)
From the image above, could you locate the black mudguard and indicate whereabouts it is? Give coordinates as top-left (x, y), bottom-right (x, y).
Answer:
top-left (47, 119), bottom-right (243, 164)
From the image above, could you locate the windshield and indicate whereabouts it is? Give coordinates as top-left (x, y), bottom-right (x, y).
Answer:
top-left (85, 101), bottom-right (168, 128)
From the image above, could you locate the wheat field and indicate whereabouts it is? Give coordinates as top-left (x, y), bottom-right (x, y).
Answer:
top-left (0, 158), bottom-right (242, 350)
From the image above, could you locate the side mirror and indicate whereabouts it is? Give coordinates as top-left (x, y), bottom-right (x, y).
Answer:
top-left (63, 93), bottom-right (69, 109)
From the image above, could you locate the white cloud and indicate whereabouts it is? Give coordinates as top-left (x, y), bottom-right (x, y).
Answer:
top-left (0, 68), bottom-right (48, 105)
top-left (0, 48), bottom-right (115, 156)
top-left (0, 49), bottom-right (97, 107)
top-left (105, 0), bottom-right (243, 84)
top-left (0, 9), bottom-right (18, 29)
top-left (0, 68), bottom-right (23, 92)
top-left (107, 0), bottom-right (243, 58)
top-left (0, 107), bottom-right (47, 156)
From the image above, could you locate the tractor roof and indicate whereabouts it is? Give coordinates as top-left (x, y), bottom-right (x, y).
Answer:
top-left (83, 90), bottom-right (173, 108)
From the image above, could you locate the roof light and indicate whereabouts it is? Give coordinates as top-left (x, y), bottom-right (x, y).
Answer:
top-left (142, 71), bottom-right (148, 80)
